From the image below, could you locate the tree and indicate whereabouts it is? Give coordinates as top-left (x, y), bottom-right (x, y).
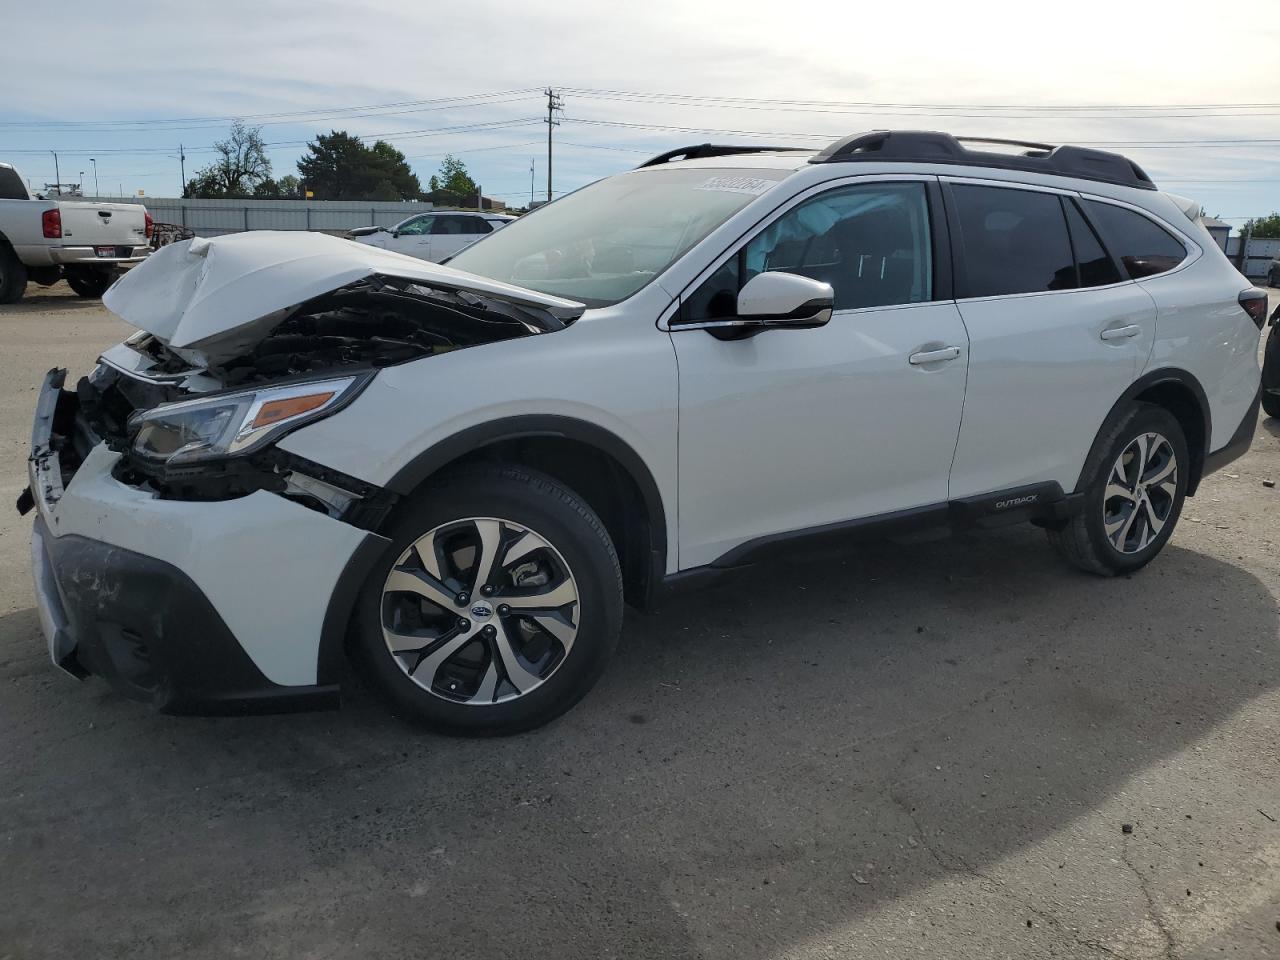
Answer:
top-left (1239, 213), bottom-right (1280, 239)
top-left (296, 131), bottom-right (422, 201)
top-left (251, 174), bottom-right (302, 199)
top-left (185, 120), bottom-right (272, 198)
top-left (428, 154), bottom-right (478, 201)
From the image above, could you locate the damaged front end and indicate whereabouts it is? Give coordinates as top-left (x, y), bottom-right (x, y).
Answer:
top-left (42, 232), bottom-right (585, 526)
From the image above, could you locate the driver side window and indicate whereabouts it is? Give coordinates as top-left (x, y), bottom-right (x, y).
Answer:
top-left (680, 181), bottom-right (934, 322)
top-left (396, 216), bottom-right (432, 236)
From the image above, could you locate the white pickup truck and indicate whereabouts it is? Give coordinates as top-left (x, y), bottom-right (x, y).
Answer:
top-left (0, 161), bottom-right (151, 304)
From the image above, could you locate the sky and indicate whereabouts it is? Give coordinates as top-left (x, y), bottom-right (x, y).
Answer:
top-left (2, 0), bottom-right (1278, 226)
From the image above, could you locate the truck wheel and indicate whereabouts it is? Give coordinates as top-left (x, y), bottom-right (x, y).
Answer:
top-left (65, 267), bottom-right (116, 299)
top-left (351, 465), bottom-right (624, 736)
top-left (0, 243), bottom-right (27, 304)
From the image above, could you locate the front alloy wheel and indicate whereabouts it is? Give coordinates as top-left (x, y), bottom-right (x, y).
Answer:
top-left (382, 517), bottom-right (580, 706)
top-left (354, 465), bottom-right (623, 735)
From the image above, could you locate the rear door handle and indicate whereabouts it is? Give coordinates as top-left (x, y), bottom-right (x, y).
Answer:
top-left (1100, 324), bottom-right (1142, 341)
top-left (909, 346), bottom-right (962, 365)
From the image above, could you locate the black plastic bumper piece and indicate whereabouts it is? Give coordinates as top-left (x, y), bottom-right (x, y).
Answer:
top-left (1202, 384), bottom-right (1261, 480)
top-left (34, 516), bottom-right (339, 715)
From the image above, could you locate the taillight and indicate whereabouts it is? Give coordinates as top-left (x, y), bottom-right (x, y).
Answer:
top-left (144, 212), bottom-right (153, 238)
top-left (42, 208), bottom-right (61, 239)
top-left (1239, 289), bottom-right (1269, 330)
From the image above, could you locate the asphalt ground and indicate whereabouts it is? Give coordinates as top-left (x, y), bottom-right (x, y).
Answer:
top-left (2, 283), bottom-right (1278, 960)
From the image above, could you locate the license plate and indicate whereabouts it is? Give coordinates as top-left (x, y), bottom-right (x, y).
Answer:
top-left (95, 245), bottom-right (116, 257)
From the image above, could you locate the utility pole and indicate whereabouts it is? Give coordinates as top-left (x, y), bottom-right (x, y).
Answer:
top-left (179, 143), bottom-right (187, 197)
top-left (50, 151), bottom-right (60, 195)
top-left (544, 88), bottom-right (561, 203)
top-left (90, 158), bottom-right (98, 197)
top-left (529, 158), bottom-right (535, 207)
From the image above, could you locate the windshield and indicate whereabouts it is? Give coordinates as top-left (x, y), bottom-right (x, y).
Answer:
top-left (447, 167), bottom-right (790, 306)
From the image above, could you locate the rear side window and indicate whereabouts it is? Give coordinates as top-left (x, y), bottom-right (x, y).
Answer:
top-left (0, 166), bottom-right (27, 200)
top-left (952, 185), bottom-right (1076, 297)
top-left (1081, 201), bottom-right (1187, 279)
top-left (1064, 200), bottom-right (1123, 287)
top-left (433, 215), bottom-right (488, 235)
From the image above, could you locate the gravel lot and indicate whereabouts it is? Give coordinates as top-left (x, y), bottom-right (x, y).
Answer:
top-left (2, 283), bottom-right (1279, 960)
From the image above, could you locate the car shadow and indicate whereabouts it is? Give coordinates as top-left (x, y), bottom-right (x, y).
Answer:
top-left (0, 290), bottom-right (102, 312)
top-left (2, 524), bottom-right (1278, 959)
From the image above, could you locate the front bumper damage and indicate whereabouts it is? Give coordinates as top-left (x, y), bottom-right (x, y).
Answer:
top-left (21, 369), bottom-right (388, 715)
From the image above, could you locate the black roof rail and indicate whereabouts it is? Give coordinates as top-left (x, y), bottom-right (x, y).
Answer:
top-left (637, 143), bottom-right (810, 168)
top-left (809, 130), bottom-right (1156, 191)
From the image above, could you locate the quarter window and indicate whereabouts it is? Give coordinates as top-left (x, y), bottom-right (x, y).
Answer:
top-left (1081, 200), bottom-right (1187, 279)
top-left (682, 181), bottom-right (933, 321)
top-left (1064, 199), bottom-right (1123, 287)
top-left (952, 185), bottom-right (1076, 297)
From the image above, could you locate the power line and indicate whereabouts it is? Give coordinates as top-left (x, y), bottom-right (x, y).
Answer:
top-left (561, 86), bottom-right (1280, 113)
top-left (561, 117), bottom-right (1280, 149)
top-left (0, 88), bottom-right (543, 130)
top-left (0, 119), bottom-right (545, 156)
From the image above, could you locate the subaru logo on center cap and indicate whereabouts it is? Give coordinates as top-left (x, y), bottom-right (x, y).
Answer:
top-left (470, 603), bottom-right (494, 619)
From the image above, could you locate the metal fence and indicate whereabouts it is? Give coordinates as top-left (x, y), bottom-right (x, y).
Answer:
top-left (1225, 236), bottom-right (1280, 280)
top-left (84, 196), bottom-right (436, 237)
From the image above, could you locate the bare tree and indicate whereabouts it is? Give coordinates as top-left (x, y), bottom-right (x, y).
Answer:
top-left (186, 121), bottom-right (272, 198)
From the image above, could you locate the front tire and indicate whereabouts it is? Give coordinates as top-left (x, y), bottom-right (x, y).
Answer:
top-left (64, 266), bottom-right (116, 299)
top-left (352, 465), bottom-right (623, 735)
top-left (1048, 403), bottom-right (1188, 576)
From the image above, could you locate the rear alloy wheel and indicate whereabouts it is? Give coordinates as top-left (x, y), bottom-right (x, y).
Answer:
top-left (64, 266), bottom-right (116, 299)
top-left (1048, 403), bottom-right (1188, 576)
top-left (1100, 432), bottom-right (1179, 555)
top-left (354, 466), bottom-right (623, 734)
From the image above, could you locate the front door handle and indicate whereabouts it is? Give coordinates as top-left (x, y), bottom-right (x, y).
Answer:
top-left (1100, 324), bottom-right (1142, 341)
top-left (909, 345), bottom-right (962, 365)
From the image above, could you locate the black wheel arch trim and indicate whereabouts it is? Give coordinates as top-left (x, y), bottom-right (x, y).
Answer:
top-left (1085, 367), bottom-right (1213, 497)
top-left (380, 414), bottom-right (670, 607)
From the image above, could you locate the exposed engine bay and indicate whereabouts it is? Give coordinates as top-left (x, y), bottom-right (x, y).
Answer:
top-left (67, 276), bottom-right (564, 523)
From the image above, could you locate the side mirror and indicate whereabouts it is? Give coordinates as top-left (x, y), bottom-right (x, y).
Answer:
top-left (735, 272), bottom-right (834, 329)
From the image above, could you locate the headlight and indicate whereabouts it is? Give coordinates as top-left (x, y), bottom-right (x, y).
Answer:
top-left (129, 374), bottom-right (370, 466)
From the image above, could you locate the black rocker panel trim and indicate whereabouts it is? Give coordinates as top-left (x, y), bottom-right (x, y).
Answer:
top-left (696, 481), bottom-right (1075, 575)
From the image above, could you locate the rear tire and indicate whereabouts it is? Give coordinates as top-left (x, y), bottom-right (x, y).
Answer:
top-left (351, 465), bottom-right (624, 735)
top-left (65, 266), bottom-right (116, 299)
top-left (0, 243), bottom-right (27, 304)
top-left (1048, 403), bottom-right (1188, 576)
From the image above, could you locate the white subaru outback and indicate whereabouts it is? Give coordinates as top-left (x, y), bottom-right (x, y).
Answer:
top-left (21, 131), bottom-right (1266, 734)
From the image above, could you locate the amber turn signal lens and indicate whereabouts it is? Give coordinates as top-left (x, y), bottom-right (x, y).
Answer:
top-left (251, 392), bottom-right (334, 428)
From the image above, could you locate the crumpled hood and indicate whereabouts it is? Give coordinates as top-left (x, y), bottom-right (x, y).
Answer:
top-left (102, 230), bottom-right (584, 363)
